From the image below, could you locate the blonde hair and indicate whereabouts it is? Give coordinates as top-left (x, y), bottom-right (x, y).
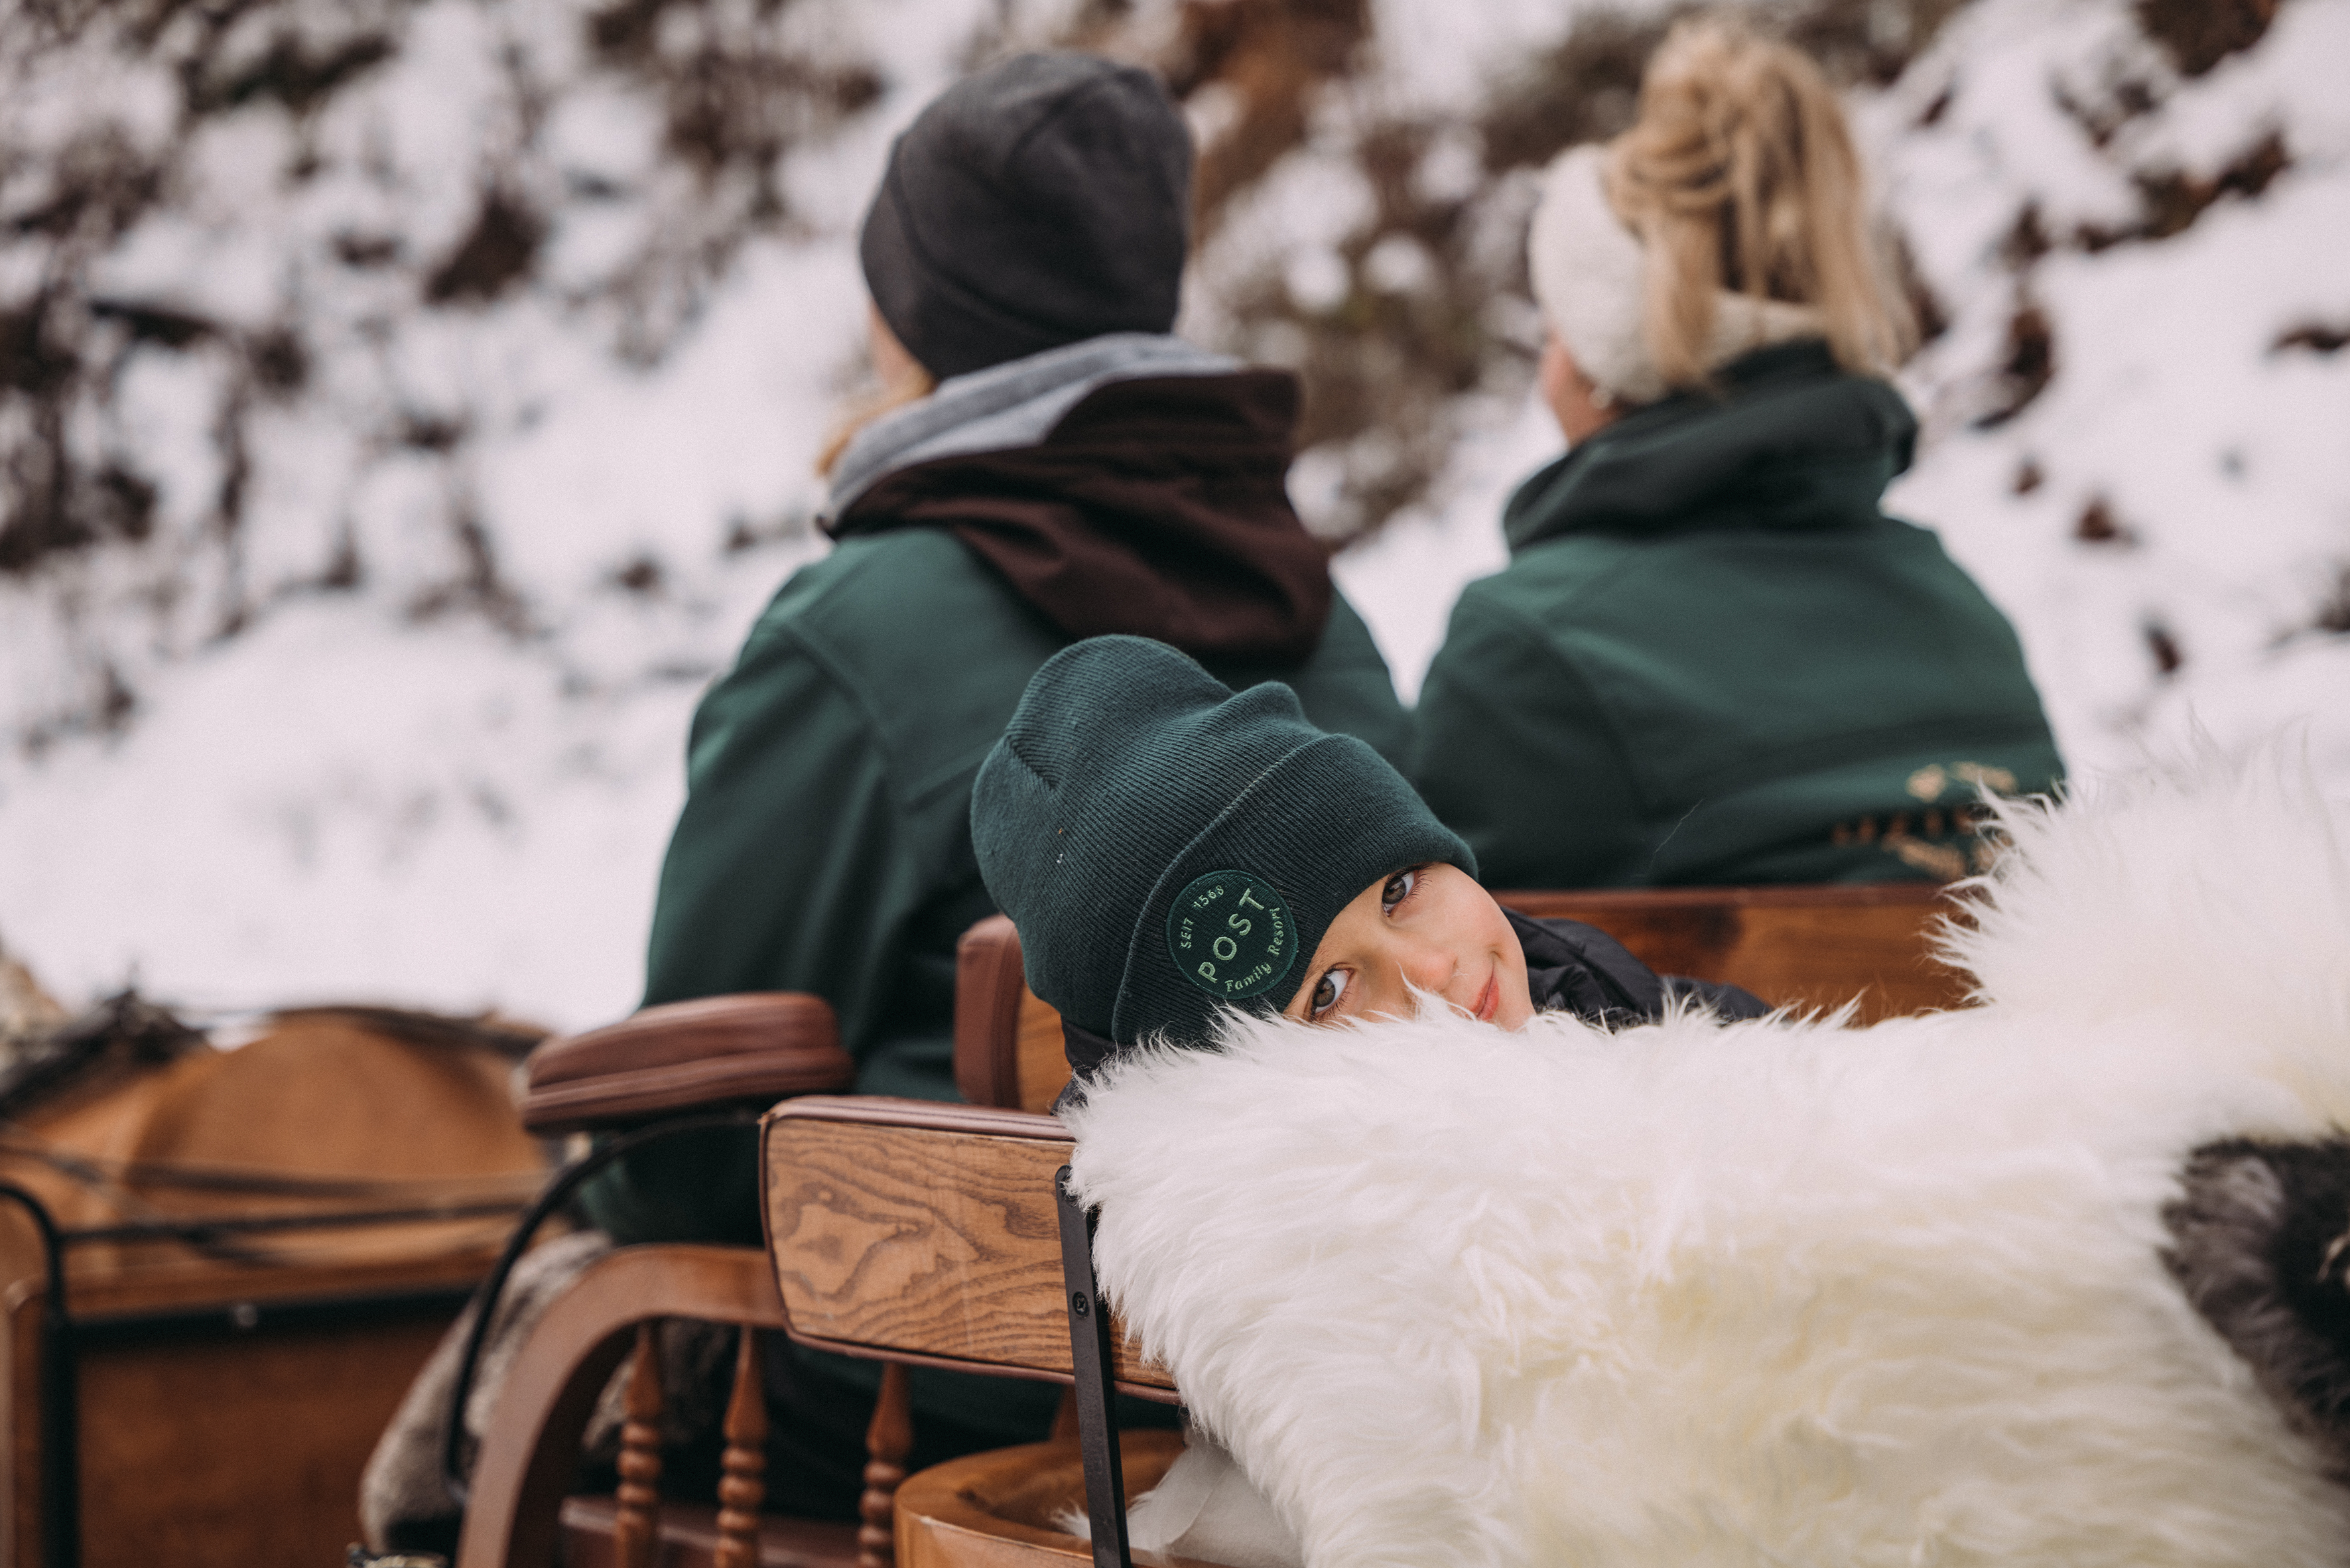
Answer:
top-left (1606, 15), bottom-right (1913, 389)
top-left (815, 372), bottom-right (937, 479)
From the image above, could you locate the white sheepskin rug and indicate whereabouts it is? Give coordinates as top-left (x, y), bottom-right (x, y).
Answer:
top-left (1061, 757), bottom-right (2350, 1567)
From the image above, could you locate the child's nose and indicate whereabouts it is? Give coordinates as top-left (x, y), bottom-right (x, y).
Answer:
top-left (1394, 932), bottom-right (1459, 994)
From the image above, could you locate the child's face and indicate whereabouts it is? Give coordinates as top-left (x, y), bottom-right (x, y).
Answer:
top-left (1281, 863), bottom-right (1534, 1030)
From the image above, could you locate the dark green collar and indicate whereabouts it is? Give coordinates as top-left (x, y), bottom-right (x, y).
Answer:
top-left (1504, 340), bottom-right (1918, 555)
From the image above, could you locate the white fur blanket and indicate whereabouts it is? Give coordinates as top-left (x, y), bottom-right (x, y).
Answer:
top-left (1063, 759), bottom-right (2350, 1567)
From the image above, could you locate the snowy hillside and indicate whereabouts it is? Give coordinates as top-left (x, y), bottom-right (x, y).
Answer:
top-left (1, 0), bottom-right (2343, 1029)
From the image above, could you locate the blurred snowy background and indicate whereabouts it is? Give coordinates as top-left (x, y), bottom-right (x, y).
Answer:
top-left (2, 0), bottom-right (2344, 1029)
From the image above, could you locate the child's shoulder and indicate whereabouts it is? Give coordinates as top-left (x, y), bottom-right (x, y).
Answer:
top-left (1511, 911), bottom-right (1769, 1025)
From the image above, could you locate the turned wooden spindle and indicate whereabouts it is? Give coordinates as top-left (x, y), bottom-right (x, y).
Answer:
top-left (856, 1362), bottom-right (913, 1568)
top-left (712, 1330), bottom-right (769, 1568)
top-left (614, 1320), bottom-right (666, 1568)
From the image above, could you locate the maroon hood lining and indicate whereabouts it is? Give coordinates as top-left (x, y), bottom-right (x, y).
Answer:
top-left (826, 371), bottom-right (1333, 664)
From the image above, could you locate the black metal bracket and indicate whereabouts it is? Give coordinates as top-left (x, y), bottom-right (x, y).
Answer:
top-left (1055, 1165), bottom-right (1131, 1568)
top-left (0, 1181), bottom-right (80, 1568)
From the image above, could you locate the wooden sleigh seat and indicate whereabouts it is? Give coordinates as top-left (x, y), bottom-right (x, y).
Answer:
top-left (462, 882), bottom-right (1969, 1567)
top-left (457, 994), bottom-right (877, 1568)
top-left (454, 1094), bottom-right (1155, 1568)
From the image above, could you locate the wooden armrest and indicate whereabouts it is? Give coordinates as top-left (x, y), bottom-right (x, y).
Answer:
top-left (521, 993), bottom-right (853, 1135)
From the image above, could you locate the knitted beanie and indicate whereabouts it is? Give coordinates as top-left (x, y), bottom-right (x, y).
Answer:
top-left (972, 636), bottom-right (1474, 1072)
top-left (860, 52), bottom-right (1193, 381)
top-left (1528, 143), bottom-right (1823, 407)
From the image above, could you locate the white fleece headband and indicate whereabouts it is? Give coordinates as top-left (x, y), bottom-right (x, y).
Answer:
top-left (1528, 143), bottom-right (1823, 407)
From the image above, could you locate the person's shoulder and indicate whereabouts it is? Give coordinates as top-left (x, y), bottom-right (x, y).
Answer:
top-left (1308, 590), bottom-right (1396, 675)
top-left (1431, 544), bottom-right (1646, 665)
top-left (1464, 530), bottom-right (1654, 610)
top-left (739, 531), bottom-right (1043, 668)
top-left (753, 529), bottom-right (982, 627)
top-left (730, 531), bottom-right (1065, 794)
top-left (1868, 511), bottom-right (1996, 572)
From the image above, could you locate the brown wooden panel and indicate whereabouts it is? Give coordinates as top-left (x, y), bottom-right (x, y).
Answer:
top-left (952, 915), bottom-right (1066, 1116)
top-left (76, 1313), bottom-right (454, 1567)
top-left (1012, 994), bottom-right (1066, 1118)
top-left (1498, 884), bottom-right (1967, 1024)
top-left (760, 1102), bottom-right (1171, 1395)
top-left (3, 1247), bottom-right (493, 1568)
top-left (955, 918), bottom-right (1031, 1111)
top-left (894, 1433), bottom-right (1214, 1568)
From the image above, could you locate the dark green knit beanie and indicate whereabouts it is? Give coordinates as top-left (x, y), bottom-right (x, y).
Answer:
top-left (972, 635), bottom-right (1474, 1073)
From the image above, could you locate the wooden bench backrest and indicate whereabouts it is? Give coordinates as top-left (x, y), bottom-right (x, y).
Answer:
top-left (1501, 883), bottom-right (1967, 1019)
top-left (955, 883), bottom-right (1967, 1115)
top-left (759, 1097), bottom-right (1176, 1400)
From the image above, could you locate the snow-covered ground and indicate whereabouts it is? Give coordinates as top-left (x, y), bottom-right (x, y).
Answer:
top-left (1, 0), bottom-right (2343, 1029)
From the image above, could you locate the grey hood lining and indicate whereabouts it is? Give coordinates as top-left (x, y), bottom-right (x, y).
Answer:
top-left (824, 332), bottom-right (1240, 517)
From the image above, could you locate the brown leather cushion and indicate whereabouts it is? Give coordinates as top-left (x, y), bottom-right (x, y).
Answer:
top-left (523, 994), bottom-right (853, 1135)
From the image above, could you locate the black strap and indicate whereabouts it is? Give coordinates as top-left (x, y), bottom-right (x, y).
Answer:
top-left (1055, 1166), bottom-right (1132, 1568)
top-left (440, 1109), bottom-right (762, 1502)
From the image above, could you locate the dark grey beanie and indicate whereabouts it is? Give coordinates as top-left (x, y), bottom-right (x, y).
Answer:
top-left (859, 52), bottom-right (1193, 381)
top-left (972, 636), bottom-right (1474, 1072)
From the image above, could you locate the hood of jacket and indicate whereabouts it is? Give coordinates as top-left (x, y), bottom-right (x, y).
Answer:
top-left (824, 334), bottom-right (1332, 663)
top-left (1504, 339), bottom-right (1919, 555)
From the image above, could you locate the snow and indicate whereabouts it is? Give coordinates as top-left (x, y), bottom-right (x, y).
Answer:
top-left (2, 0), bottom-right (2345, 1029)
top-left (1873, 0), bottom-right (2350, 777)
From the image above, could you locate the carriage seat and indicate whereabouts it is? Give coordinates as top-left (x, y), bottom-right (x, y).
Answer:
top-left (459, 994), bottom-right (867, 1568)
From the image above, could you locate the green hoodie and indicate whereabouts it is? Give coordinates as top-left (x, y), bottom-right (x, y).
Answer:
top-left (1410, 341), bottom-right (2062, 890)
top-left (582, 367), bottom-right (1405, 1252)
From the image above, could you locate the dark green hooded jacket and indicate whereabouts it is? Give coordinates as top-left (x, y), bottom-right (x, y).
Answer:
top-left (1410, 340), bottom-right (2062, 889)
top-left (581, 362), bottom-right (1404, 1252)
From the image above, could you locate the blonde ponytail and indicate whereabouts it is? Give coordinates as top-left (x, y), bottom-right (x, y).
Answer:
top-left (1608, 15), bottom-right (1913, 389)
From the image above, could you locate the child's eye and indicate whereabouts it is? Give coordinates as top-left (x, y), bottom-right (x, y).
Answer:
top-left (1307, 967), bottom-right (1351, 1018)
top-left (1381, 868), bottom-right (1419, 913)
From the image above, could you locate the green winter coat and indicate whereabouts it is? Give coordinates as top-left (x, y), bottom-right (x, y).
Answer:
top-left (582, 370), bottom-right (1405, 1252)
top-left (1410, 340), bottom-right (2062, 890)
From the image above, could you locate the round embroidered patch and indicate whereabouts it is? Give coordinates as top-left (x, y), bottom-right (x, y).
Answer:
top-left (1166, 869), bottom-right (1297, 1002)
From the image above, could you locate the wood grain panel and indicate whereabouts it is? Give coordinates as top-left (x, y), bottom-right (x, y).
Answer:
top-left (1498, 884), bottom-right (1967, 1024)
top-left (761, 1108), bottom-right (1170, 1394)
top-left (1012, 995), bottom-right (1065, 1118)
top-left (894, 1433), bottom-right (1218, 1568)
